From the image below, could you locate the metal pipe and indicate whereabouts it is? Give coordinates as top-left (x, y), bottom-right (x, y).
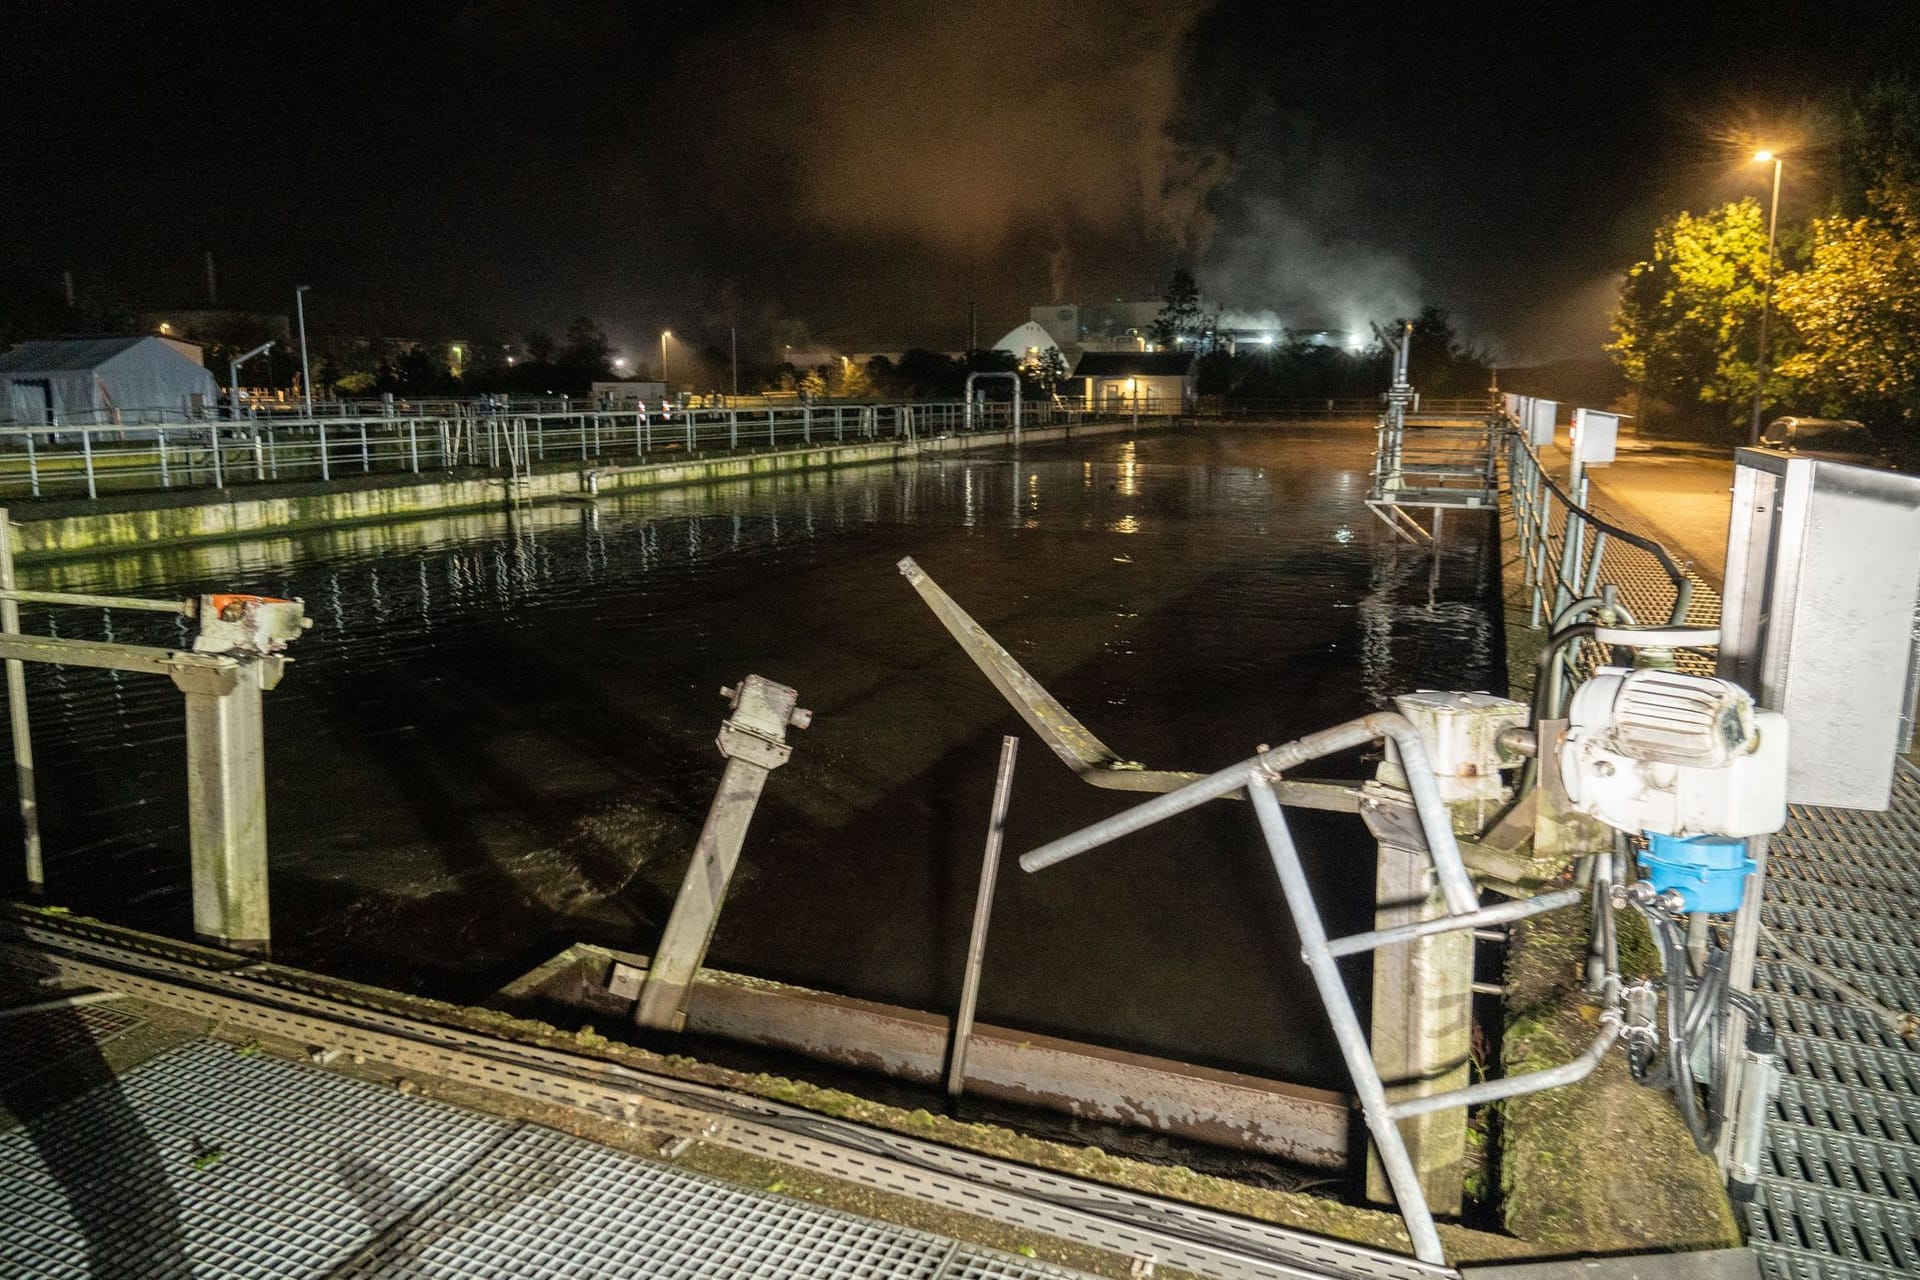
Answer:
top-left (948, 735), bottom-right (1018, 1098)
top-left (1716, 833), bottom-right (1769, 1168)
top-left (295, 285), bottom-right (313, 417)
top-left (1245, 775), bottom-right (1445, 1265)
top-left (1590, 625), bottom-right (1720, 649)
top-left (0, 589), bottom-right (193, 616)
top-left (1325, 888), bottom-right (1580, 958)
top-left (1020, 711), bottom-right (1479, 918)
top-left (1389, 1004), bottom-right (1622, 1121)
top-left (0, 989), bottom-right (125, 1019)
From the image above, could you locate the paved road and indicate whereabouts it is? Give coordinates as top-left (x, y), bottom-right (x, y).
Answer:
top-left (1556, 436), bottom-right (1736, 589)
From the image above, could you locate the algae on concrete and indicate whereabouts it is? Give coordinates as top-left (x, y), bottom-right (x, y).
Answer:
top-left (1493, 479), bottom-right (1741, 1254)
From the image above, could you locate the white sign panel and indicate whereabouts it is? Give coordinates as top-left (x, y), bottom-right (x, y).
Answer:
top-left (1526, 399), bottom-right (1558, 446)
top-left (1572, 408), bottom-right (1618, 465)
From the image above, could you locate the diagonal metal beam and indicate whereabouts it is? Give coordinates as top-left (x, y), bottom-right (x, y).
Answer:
top-left (897, 557), bottom-right (1360, 812)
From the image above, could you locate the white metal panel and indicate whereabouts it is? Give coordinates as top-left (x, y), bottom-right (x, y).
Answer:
top-left (1719, 449), bottom-right (1920, 810)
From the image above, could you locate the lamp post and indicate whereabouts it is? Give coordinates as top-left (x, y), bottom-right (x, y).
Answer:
top-left (295, 286), bottom-right (313, 417)
top-left (1749, 149), bottom-right (1783, 445)
top-left (660, 330), bottom-right (672, 388)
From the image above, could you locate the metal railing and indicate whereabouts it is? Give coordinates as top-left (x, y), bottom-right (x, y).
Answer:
top-left (1019, 715), bottom-right (1608, 1267)
top-left (0, 399), bottom-right (1147, 501)
top-left (1505, 428), bottom-right (1694, 633)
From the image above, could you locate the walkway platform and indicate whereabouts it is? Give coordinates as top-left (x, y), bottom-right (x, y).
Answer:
top-left (0, 1029), bottom-right (1093, 1279)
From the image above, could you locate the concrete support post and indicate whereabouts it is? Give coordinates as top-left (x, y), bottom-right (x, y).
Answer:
top-left (634, 675), bottom-right (810, 1032)
top-left (1365, 837), bottom-right (1473, 1213)
top-left (1364, 691), bottom-right (1527, 1214)
top-left (170, 655), bottom-right (276, 954)
top-left (0, 510), bottom-right (42, 889)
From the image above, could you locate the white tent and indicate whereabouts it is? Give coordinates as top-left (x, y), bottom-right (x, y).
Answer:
top-left (992, 320), bottom-right (1062, 359)
top-left (0, 336), bottom-right (219, 425)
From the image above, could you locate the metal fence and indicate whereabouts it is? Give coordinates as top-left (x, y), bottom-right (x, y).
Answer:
top-left (0, 399), bottom-right (1135, 500)
top-left (1506, 429), bottom-right (1694, 633)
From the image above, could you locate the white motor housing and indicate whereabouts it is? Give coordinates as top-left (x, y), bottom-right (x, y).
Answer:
top-left (1560, 667), bottom-right (1787, 838)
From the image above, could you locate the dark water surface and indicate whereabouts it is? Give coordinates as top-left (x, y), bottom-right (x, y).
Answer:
top-left (6, 425), bottom-right (1499, 1089)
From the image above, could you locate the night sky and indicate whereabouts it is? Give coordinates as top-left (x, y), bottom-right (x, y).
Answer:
top-left (6, 0), bottom-right (1919, 363)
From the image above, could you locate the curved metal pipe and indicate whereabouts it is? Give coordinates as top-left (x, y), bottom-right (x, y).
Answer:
top-left (1020, 711), bottom-right (1480, 917)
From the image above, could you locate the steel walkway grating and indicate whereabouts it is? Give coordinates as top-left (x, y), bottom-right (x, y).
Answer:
top-left (0, 1001), bottom-right (142, 1085)
top-left (0, 1038), bottom-right (1095, 1280)
top-left (1748, 1176), bottom-right (1920, 1275)
top-left (1748, 757), bottom-right (1920, 1279)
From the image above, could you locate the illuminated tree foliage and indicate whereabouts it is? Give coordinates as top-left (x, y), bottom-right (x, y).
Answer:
top-left (1607, 199), bottom-right (1779, 430)
top-left (829, 357), bottom-right (873, 399)
top-left (1777, 83), bottom-right (1920, 434)
top-left (1021, 346), bottom-right (1069, 395)
top-left (1776, 198), bottom-right (1920, 429)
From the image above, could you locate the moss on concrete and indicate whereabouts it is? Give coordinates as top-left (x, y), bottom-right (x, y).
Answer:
top-left (1500, 901), bottom-right (1740, 1253)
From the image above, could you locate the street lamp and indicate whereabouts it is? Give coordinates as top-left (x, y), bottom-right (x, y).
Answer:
top-left (295, 286), bottom-right (313, 416)
top-left (1749, 149), bottom-right (1784, 445)
top-left (660, 330), bottom-right (672, 387)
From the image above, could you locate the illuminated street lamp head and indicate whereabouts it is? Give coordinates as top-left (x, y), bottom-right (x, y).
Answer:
top-left (661, 329), bottom-right (671, 339)
top-left (1753, 149), bottom-right (1774, 163)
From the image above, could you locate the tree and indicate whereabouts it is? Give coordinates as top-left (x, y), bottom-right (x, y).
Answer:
top-left (557, 316), bottom-right (613, 384)
top-left (1021, 347), bottom-right (1069, 396)
top-left (1149, 268), bottom-right (1213, 348)
top-left (1395, 306), bottom-right (1490, 397)
top-left (1777, 190), bottom-right (1920, 435)
top-left (830, 358), bottom-right (873, 399)
top-left (1607, 200), bottom-right (1781, 431)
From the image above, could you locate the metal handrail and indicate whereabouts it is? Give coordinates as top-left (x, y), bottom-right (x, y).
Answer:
top-left (1505, 428), bottom-right (1693, 629)
top-left (0, 399), bottom-right (1171, 501)
top-left (1020, 716), bottom-right (1603, 1267)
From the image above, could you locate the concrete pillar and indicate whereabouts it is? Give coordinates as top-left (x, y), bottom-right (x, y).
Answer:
top-left (635, 675), bottom-right (809, 1032)
top-left (1366, 835), bottom-right (1473, 1214)
top-left (170, 656), bottom-right (272, 953)
top-left (1365, 691), bottom-right (1527, 1213)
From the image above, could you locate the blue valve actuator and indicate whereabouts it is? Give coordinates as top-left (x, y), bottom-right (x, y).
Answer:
top-left (1638, 833), bottom-right (1757, 913)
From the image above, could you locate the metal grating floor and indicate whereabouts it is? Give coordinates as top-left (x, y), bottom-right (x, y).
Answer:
top-left (0, 1000), bottom-right (143, 1086)
top-left (1748, 761), bottom-right (1920, 1280)
top-left (0, 1038), bottom-right (1096, 1279)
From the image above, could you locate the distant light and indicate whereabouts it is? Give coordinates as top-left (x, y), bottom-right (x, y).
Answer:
top-left (1753, 148), bottom-right (1774, 163)
top-left (158, 322), bottom-right (172, 335)
top-left (1258, 334), bottom-right (1274, 346)
top-left (1347, 335), bottom-right (1364, 351)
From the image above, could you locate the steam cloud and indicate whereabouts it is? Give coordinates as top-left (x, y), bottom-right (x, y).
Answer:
top-left (1201, 196), bottom-right (1421, 334)
top-left (685, 1), bottom-right (1223, 264)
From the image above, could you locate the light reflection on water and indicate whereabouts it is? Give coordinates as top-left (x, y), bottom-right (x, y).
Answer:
top-left (3, 426), bottom-right (1499, 1087)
